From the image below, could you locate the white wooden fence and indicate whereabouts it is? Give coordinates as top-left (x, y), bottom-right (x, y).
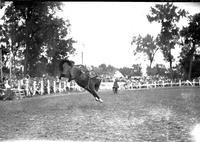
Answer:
top-left (10, 78), bottom-right (200, 98)
top-left (12, 79), bottom-right (84, 97)
top-left (120, 79), bottom-right (200, 90)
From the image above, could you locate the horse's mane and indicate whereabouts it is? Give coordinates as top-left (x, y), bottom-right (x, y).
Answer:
top-left (59, 59), bottom-right (75, 71)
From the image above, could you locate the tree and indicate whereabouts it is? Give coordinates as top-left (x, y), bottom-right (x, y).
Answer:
top-left (90, 65), bottom-right (101, 75)
top-left (191, 55), bottom-right (200, 78)
top-left (147, 2), bottom-right (187, 79)
top-left (131, 34), bottom-right (159, 68)
top-left (119, 67), bottom-right (133, 78)
top-left (146, 64), bottom-right (167, 77)
top-left (0, 1), bottom-right (5, 9)
top-left (2, 1), bottom-right (75, 77)
top-left (98, 64), bottom-right (107, 75)
top-left (97, 64), bottom-right (116, 76)
top-left (180, 13), bottom-right (200, 80)
top-left (172, 64), bottom-right (182, 79)
top-left (0, 24), bottom-right (10, 80)
top-left (132, 64), bottom-right (142, 76)
top-left (106, 65), bottom-right (116, 75)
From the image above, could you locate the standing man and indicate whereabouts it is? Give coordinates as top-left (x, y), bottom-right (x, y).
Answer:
top-left (113, 78), bottom-right (119, 94)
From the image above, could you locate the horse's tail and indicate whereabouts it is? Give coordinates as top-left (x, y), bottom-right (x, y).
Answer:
top-left (92, 76), bottom-right (102, 92)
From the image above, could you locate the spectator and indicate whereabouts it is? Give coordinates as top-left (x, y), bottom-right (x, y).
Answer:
top-left (5, 80), bottom-right (11, 89)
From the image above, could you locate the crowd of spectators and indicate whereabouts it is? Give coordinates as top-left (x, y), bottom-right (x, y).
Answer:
top-left (121, 75), bottom-right (200, 89)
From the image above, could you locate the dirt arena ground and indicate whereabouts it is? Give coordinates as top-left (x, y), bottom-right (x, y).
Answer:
top-left (0, 87), bottom-right (200, 142)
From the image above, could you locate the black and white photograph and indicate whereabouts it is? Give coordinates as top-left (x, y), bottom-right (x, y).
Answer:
top-left (0, 1), bottom-right (200, 142)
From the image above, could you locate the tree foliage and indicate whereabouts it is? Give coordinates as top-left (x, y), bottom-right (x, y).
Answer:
top-left (146, 64), bottom-right (167, 77)
top-left (132, 64), bottom-right (142, 76)
top-left (2, 1), bottom-right (76, 77)
top-left (147, 2), bottom-right (187, 79)
top-left (179, 13), bottom-right (200, 80)
top-left (131, 34), bottom-right (159, 68)
top-left (0, 24), bottom-right (9, 59)
top-left (97, 64), bottom-right (116, 76)
top-left (119, 67), bottom-right (133, 78)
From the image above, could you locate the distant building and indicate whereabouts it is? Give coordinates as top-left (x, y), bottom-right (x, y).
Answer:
top-left (113, 70), bottom-right (124, 79)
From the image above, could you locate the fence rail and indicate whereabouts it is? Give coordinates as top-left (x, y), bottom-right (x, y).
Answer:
top-left (6, 78), bottom-right (84, 98)
top-left (3, 78), bottom-right (200, 99)
top-left (121, 79), bottom-right (200, 90)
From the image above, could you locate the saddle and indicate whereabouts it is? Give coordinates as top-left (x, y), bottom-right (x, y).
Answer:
top-left (69, 65), bottom-right (98, 82)
top-left (75, 65), bottom-right (98, 78)
top-left (69, 65), bottom-right (100, 91)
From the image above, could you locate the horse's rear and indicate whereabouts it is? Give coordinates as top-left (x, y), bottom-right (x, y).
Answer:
top-left (75, 72), bottom-right (103, 102)
top-left (93, 77), bottom-right (101, 92)
top-left (86, 76), bottom-right (103, 103)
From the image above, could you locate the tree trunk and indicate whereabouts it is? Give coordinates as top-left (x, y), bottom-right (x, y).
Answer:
top-left (168, 48), bottom-right (173, 80)
top-left (0, 49), bottom-right (2, 82)
top-left (149, 60), bottom-right (152, 69)
top-left (187, 43), bottom-right (196, 80)
top-left (24, 46), bottom-right (28, 76)
top-left (9, 55), bottom-right (12, 79)
top-left (24, 9), bottom-right (31, 76)
top-left (12, 51), bottom-right (17, 78)
top-left (188, 57), bottom-right (193, 80)
top-left (169, 60), bottom-right (173, 80)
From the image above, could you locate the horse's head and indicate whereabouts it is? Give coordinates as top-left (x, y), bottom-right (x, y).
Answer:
top-left (59, 59), bottom-right (75, 79)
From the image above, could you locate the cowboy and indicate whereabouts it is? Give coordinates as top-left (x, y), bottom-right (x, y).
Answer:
top-left (113, 78), bottom-right (119, 94)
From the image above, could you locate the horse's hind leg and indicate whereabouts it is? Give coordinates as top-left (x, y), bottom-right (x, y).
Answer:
top-left (94, 81), bottom-right (101, 92)
top-left (86, 86), bottom-right (103, 103)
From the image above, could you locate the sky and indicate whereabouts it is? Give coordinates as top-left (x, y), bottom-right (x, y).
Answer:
top-left (0, 2), bottom-right (200, 71)
top-left (58, 2), bottom-right (200, 70)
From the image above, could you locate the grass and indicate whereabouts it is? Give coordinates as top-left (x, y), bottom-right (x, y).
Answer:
top-left (0, 87), bottom-right (200, 142)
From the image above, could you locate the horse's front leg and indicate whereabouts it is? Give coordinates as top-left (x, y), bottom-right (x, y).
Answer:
top-left (59, 74), bottom-right (65, 80)
top-left (59, 73), bottom-right (73, 82)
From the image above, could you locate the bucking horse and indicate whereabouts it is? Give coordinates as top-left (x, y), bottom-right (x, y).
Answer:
top-left (59, 59), bottom-right (103, 103)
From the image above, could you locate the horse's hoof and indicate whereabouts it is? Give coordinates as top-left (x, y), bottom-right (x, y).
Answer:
top-left (99, 98), bottom-right (103, 103)
top-left (95, 97), bottom-right (103, 103)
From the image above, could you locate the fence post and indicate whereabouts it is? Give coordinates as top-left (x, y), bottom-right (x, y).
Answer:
top-left (199, 79), bottom-right (200, 86)
top-left (20, 79), bottom-right (23, 87)
top-left (154, 82), bottom-right (156, 88)
top-left (26, 78), bottom-right (29, 96)
top-left (41, 79), bottom-right (44, 95)
top-left (47, 80), bottom-right (50, 94)
top-left (139, 82), bottom-right (141, 89)
top-left (67, 82), bottom-right (71, 91)
top-left (64, 81), bottom-right (66, 92)
top-left (146, 82), bottom-right (149, 89)
top-left (53, 81), bottom-right (56, 93)
top-left (70, 81), bottom-right (74, 91)
top-left (18, 80), bottom-right (21, 90)
top-left (59, 81), bottom-right (62, 92)
top-left (162, 81), bottom-right (165, 87)
top-left (129, 83), bottom-right (132, 90)
top-left (33, 81), bottom-right (36, 96)
top-left (171, 81), bottom-right (173, 87)
top-left (179, 80), bottom-right (181, 87)
top-left (193, 79), bottom-right (195, 86)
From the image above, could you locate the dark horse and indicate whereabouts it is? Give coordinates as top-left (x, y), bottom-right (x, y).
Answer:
top-left (59, 59), bottom-right (103, 103)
